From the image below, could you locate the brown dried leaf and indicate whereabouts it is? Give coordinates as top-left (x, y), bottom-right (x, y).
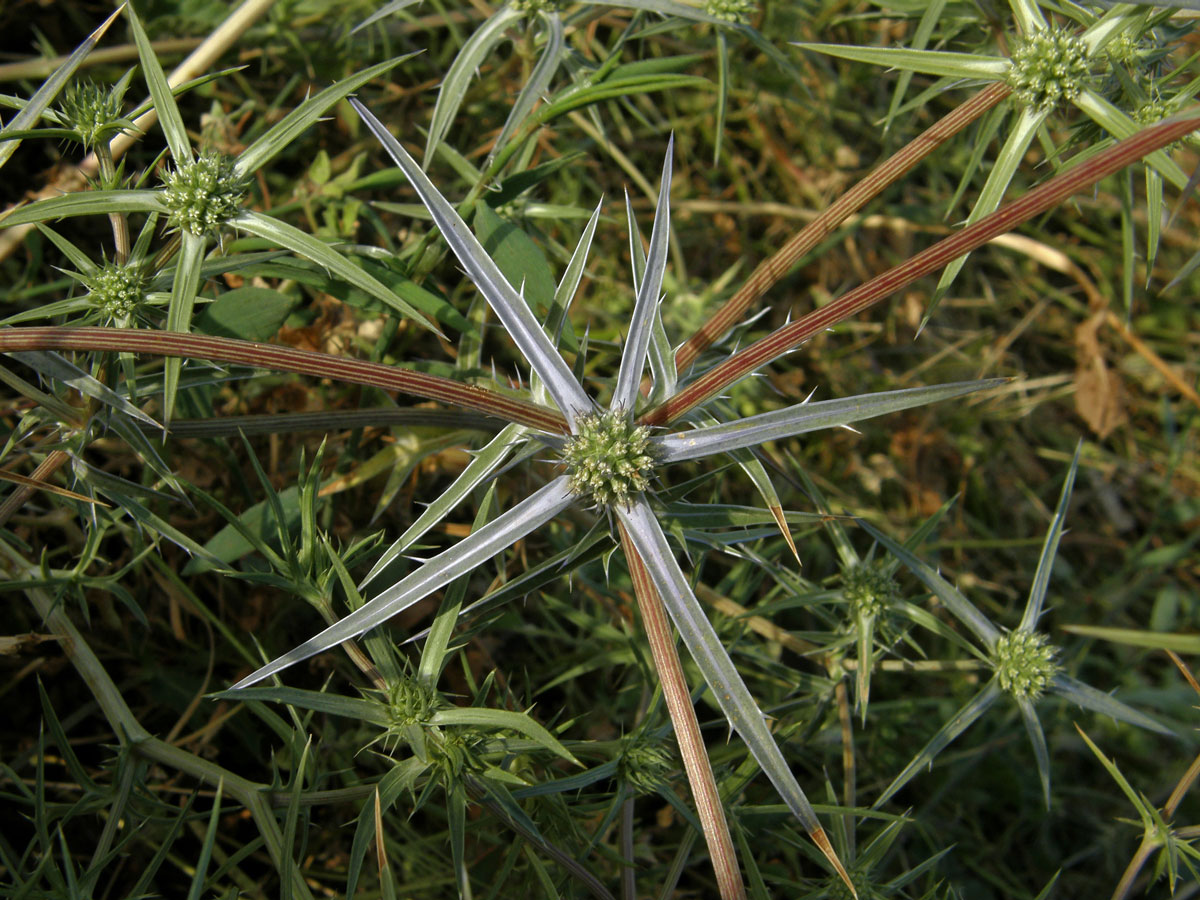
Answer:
top-left (1074, 313), bottom-right (1128, 439)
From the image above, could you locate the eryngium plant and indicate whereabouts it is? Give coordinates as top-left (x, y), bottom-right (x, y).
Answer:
top-left (228, 101), bottom-right (1008, 892)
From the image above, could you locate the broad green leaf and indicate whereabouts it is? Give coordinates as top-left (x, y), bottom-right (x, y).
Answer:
top-left (230, 477), bottom-right (575, 690)
top-left (793, 43), bottom-right (1010, 80)
top-left (657, 380), bottom-right (1003, 463)
top-left (125, 2), bottom-right (191, 162)
top-left (186, 486), bottom-right (301, 574)
top-left (232, 210), bottom-right (438, 334)
top-left (195, 286), bottom-right (296, 341)
top-left (473, 204), bottom-right (557, 318)
top-left (235, 55), bottom-right (417, 177)
top-left (0, 7), bottom-right (122, 170)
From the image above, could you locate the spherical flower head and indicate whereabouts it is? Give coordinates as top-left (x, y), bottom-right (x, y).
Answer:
top-left (705, 0), bottom-right (757, 25)
top-left (827, 870), bottom-right (872, 900)
top-left (842, 564), bottom-right (900, 619)
top-left (1006, 28), bottom-right (1091, 111)
top-left (993, 629), bottom-right (1059, 700)
top-left (617, 734), bottom-right (673, 795)
top-left (562, 411), bottom-right (656, 508)
top-left (84, 263), bottom-right (146, 322)
top-left (57, 80), bottom-right (132, 151)
top-left (161, 152), bottom-right (250, 237)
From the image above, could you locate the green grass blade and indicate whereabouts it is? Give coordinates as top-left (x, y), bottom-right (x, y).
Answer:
top-left (873, 680), bottom-right (1002, 808)
top-left (162, 230), bottom-right (206, 424)
top-left (186, 777), bottom-right (223, 900)
top-left (793, 43), bottom-right (1009, 80)
top-left (235, 54), bottom-right (417, 178)
top-left (1020, 441), bottom-right (1080, 632)
top-left (424, 6), bottom-right (522, 166)
top-left (9, 349), bottom-right (158, 428)
top-left (232, 210), bottom-right (437, 334)
top-left (489, 11), bottom-right (564, 167)
top-left (125, 2), bottom-right (191, 162)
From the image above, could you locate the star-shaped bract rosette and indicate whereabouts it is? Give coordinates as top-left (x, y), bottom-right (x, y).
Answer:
top-left (230, 98), bottom-right (1000, 883)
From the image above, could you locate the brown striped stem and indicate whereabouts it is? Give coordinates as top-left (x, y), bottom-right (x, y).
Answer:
top-left (643, 111), bottom-right (1200, 427)
top-left (618, 521), bottom-right (748, 900)
top-left (0, 327), bottom-right (568, 434)
top-left (674, 82), bottom-right (1013, 374)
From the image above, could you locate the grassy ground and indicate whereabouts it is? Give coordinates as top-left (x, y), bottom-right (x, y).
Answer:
top-left (1, 2), bottom-right (1198, 898)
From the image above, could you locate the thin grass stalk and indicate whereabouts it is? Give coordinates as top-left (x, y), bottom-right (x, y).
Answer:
top-left (642, 111), bottom-right (1200, 426)
top-left (0, 327), bottom-right (568, 433)
top-left (673, 81), bottom-right (1012, 373)
top-left (618, 521), bottom-right (747, 900)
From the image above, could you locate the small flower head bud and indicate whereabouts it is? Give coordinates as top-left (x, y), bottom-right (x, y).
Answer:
top-left (993, 629), bottom-right (1059, 700)
top-left (83, 263), bottom-right (146, 323)
top-left (161, 152), bottom-right (250, 237)
top-left (617, 733), bottom-right (673, 795)
top-left (842, 564), bottom-right (901, 619)
top-left (509, 0), bottom-right (565, 14)
top-left (562, 411), bottom-right (656, 508)
top-left (1006, 28), bottom-right (1092, 111)
top-left (56, 80), bottom-right (134, 151)
top-left (385, 676), bottom-right (439, 728)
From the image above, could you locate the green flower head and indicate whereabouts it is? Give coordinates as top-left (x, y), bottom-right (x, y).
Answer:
top-left (83, 263), bottom-right (146, 322)
top-left (842, 564), bottom-right (901, 619)
top-left (618, 733), bottom-right (674, 795)
top-left (161, 152), bottom-right (250, 237)
top-left (705, 0), bottom-right (757, 26)
top-left (993, 629), bottom-right (1059, 700)
top-left (1006, 28), bottom-right (1092, 111)
top-left (561, 410), bottom-right (656, 508)
top-left (56, 80), bottom-right (133, 151)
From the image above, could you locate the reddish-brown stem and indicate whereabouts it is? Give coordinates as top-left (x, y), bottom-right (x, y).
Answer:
top-left (643, 112), bottom-right (1200, 427)
top-left (674, 82), bottom-right (1012, 373)
top-left (618, 522), bottom-right (747, 900)
top-left (0, 449), bottom-right (69, 528)
top-left (0, 327), bottom-right (569, 434)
